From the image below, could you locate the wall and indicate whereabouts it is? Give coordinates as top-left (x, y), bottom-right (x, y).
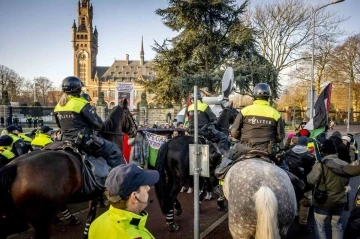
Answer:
top-left (137, 105), bottom-right (182, 126)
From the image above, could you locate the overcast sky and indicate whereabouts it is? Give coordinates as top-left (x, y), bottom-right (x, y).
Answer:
top-left (0, 0), bottom-right (358, 87)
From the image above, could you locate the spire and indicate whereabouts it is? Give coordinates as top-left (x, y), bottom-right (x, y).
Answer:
top-left (72, 20), bottom-right (77, 29)
top-left (140, 36), bottom-right (144, 65)
top-left (94, 26), bottom-right (98, 35)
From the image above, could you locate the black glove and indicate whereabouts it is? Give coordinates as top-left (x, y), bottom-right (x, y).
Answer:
top-left (86, 135), bottom-right (104, 148)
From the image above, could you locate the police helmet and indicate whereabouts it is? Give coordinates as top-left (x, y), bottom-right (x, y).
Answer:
top-left (253, 83), bottom-right (271, 100)
top-left (62, 76), bottom-right (84, 95)
top-left (80, 92), bottom-right (92, 102)
top-left (191, 92), bottom-right (203, 101)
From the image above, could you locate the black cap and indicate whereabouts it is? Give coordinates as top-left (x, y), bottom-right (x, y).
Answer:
top-left (6, 125), bottom-right (18, 132)
top-left (17, 126), bottom-right (23, 132)
top-left (40, 126), bottom-right (53, 134)
top-left (105, 163), bottom-right (159, 202)
top-left (0, 135), bottom-right (13, 146)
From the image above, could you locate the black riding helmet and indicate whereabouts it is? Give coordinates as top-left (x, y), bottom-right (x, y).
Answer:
top-left (80, 92), bottom-right (92, 102)
top-left (253, 83), bottom-right (271, 100)
top-left (62, 76), bottom-right (84, 95)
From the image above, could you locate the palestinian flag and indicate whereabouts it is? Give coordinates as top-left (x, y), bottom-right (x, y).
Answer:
top-left (304, 83), bottom-right (332, 138)
top-left (183, 93), bottom-right (192, 128)
top-left (144, 131), bottom-right (168, 167)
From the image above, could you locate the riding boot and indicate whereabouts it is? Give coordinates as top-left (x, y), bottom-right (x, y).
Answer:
top-left (88, 136), bottom-right (125, 168)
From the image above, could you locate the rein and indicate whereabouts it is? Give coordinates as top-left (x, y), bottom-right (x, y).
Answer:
top-left (100, 131), bottom-right (122, 135)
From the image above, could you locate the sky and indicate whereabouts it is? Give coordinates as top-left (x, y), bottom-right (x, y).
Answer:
top-left (0, 0), bottom-right (359, 88)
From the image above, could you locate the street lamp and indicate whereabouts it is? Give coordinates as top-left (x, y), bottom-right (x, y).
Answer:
top-left (310, 0), bottom-right (345, 119)
top-left (345, 80), bottom-right (351, 133)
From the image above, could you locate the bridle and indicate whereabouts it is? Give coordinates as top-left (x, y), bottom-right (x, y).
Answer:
top-left (99, 106), bottom-right (137, 136)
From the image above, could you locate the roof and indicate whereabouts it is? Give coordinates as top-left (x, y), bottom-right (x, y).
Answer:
top-left (94, 66), bottom-right (109, 79)
top-left (100, 60), bottom-right (154, 82)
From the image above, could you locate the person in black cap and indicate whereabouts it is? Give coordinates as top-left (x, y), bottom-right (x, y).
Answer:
top-left (6, 125), bottom-right (27, 156)
top-left (307, 139), bottom-right (349, 239)
top-left (89, 163), bottom-right (159, 239)
top-left (0, 135), bottom-right (15, 166)
top-left (31, 126), bottom-right (54, 151)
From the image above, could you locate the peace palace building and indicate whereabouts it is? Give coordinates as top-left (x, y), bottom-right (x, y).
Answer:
top-left (72, 0), bottom-right (154, 109)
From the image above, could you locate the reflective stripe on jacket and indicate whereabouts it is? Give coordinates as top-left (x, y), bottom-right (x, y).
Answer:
top-left (231, 100), bottom-right (285, 144)
top-left (89, 206), bottom-right (155, 239)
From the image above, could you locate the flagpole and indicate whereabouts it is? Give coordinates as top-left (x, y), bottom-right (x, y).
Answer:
top-left (347, 80), bottom-right (351, 133)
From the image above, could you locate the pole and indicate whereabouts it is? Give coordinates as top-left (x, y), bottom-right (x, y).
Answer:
top-left (310, 8), bottom-right (315, 119)
top-left (193, 86), bottom-right (199, 239)
top-left (310, 1), bottom-right (344, 119)
top-left (347, 81), bottom-right (351, 133)
top-left (33, 80), bottom-right (36, 103)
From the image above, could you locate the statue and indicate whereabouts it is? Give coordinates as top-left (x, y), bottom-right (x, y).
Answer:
top-left (1, 90), bottom-right (10, 105)
top-left (139, 92), bottom-right (148, 107)
top-left (97, 92), bottom-right (106, 106)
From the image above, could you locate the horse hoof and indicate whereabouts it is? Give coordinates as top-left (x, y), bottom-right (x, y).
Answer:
top-left (167, 222), bottom-right (179, 232)
top-left (69, 217), bottom-right (80, 226)
top-left (175, 208), bottom-right (182, 216)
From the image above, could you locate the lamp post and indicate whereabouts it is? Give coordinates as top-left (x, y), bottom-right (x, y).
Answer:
top-left (310, 0), bottom-right (345, 119)
top-left (345, 80), bottom-right (351, 133)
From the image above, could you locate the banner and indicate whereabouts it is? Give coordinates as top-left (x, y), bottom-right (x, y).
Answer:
top-left (115, 83), bottom-right (134, 111)
top-left (143, 131), bottom-right (168, 167)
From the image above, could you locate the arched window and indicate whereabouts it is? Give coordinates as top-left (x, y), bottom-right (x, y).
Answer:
top-left (85, 35), bottom-right (88, 40)
top-left (81, 17), bottom-right (86, 26)
top-left (81, 35), bottom-right (84, 39)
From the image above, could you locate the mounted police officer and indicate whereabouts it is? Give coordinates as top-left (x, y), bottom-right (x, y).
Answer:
top-left (229, 83), bottom-right (285, 158)
top-left (80, 92), bottom-right (103, 123)
top-left (0, 135), bottom-right (16, 167)
top-left (31, 125), bottom-right (54, 151)
top-left (6, 125), bottom-right (28, 156)
top-left (187, 92), bottom-right (229, 150)
top-left (54, 76), bottom-right (124, 168)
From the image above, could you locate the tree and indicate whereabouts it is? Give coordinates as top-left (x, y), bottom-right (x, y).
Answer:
top-left (0, 65), bottom-right (18, 94)
top-left (251, 0), bottom-right (346, 78)
top-left (34, 77), bottom-right (54, 106)
top-left (330, 35), bottom-right (360, 114)
top-left (140, 0), bottom-right (267, 105)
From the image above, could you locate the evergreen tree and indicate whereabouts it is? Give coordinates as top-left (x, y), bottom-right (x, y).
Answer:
top-left (139, 0), bottom-right (278, 105)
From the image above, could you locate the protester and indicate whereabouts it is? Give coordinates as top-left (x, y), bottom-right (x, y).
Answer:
top-left (329, 131), bottom-right (351, 163)
top-left (89, 164), bottom-right (159, 239)
top-left (307, 139), bottom-right (349, 239)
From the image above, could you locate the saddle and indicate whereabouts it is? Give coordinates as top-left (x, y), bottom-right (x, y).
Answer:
top-left (44, 141), bottom-right (110, 195)
top-left (215, 150), bottom-right (271, 180)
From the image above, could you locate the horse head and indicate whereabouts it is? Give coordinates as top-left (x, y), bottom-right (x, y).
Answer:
top-left (217, 101), bottom-right (238, 135)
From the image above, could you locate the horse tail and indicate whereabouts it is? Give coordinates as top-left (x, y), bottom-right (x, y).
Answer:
top-left (0, 165), bottom-right (17, 211)
top-left (155, 141), bottom-right (169, 214)
top-left (254, 186), bottom-right (280, 239)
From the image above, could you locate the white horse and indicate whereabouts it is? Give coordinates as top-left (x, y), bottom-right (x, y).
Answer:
top-left (224, 159), bottom-right (297, 239)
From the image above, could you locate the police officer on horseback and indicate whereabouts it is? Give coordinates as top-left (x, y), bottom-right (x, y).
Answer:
top-left (187, 92), bottom-right (229, 150)
top-left (229, 83), bottom-right (285, 158)
top-left (229, 83), bottom-right (285, 159)
top-left (54, 76), bottom-right (123, 168)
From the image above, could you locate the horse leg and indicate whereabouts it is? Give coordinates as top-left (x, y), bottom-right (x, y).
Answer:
top-left (174, 198), bottom-right (182, 216)
top-left (83, 199), bottom-right (98, 239)
top-left (165, 176), bottom-right (180, 232)
top-left (60, 205), bottom-right (80, 225)
top-left (28, 212), bottom-right (56, 239)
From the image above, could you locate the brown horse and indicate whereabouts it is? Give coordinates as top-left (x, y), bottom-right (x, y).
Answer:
top-left (0, 100), bottom-right (136, 239)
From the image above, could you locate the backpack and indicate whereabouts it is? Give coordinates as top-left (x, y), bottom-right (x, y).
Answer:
top-left (285, 152), bottom-right (305, 179)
